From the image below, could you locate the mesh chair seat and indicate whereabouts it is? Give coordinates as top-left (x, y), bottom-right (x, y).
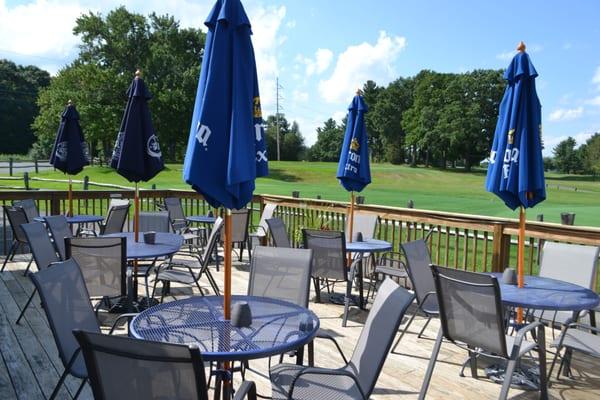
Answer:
top-left (270, 364), bottom-right (363, 400)
top-left (45, 215), bottom-right (72, 260)
top-left (554, 328), bottom-right (600, 357)
top-left (155, 269), bottom-right (199, 285)
top-left (506, 335), bottom-right (537, 357)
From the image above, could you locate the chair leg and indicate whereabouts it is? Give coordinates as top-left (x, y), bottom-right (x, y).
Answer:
top-left (537, 330), bottom-right (548, 400)
top-left (49, 368), bottom-right (70, 400)
top-left (308, 340), bottom-right (315, 367)
top-left (23, 255), bottom-right (34, 276)
top-left (73, 379), bottom-right (87, 399)
top-left (1, 241), bottom-right (17, 272)
top-left (418, 327), bottom-right (444, 400)
top-left (342, 280), bottom-right (352, 327)
top-left (499, 359), bottom-right (517, 400)
top-left (418, 315), bottom-right (433, 338)
top-left (313, 277), bottom-right (321, 303)
top-left (16, 289), bottom-right (36, 324)
top-left (467, 350), bottom-right (478, 378)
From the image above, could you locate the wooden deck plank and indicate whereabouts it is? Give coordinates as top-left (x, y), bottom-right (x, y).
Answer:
top-left (1, 254), bottom-right (600, 399)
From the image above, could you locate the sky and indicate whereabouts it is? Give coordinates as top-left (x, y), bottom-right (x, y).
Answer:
top-left (1, 0), bottom-right (600, 155)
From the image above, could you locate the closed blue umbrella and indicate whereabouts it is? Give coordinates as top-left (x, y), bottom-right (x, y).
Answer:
top-left (485, 42), bottom-right (545, 305)
top-left (50, 101), bottom-right (89, 216)
top-left (337, 90), bottom-right (371, 242)
top-left (111, 70), bottom-right (164, 244)
top-left (183, 0), bottom-right (268, 323)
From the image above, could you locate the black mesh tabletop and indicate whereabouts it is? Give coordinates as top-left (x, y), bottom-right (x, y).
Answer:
top-left (130, 295), bottom-right (320, 362)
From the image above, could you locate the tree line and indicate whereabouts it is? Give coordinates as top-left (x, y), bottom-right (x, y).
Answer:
top-left (549, 134), bottom-right (600, 176)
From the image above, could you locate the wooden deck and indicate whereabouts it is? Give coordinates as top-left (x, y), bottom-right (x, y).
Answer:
top-left (1, 253), bottom-right (599, 400)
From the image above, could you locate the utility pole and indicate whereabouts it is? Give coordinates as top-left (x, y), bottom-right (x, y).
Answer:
top-left (276, 77), bottom-right (284, 161)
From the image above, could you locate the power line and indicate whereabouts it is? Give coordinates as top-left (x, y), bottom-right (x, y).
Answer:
top-left (275, 77), bottom-right (284, 161)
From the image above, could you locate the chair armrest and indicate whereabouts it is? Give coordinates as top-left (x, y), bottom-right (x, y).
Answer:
top-left (513, 321), bottom-right (545, 349)
top-left (233, 380), bottom-right (257, 400)
top-left (315, 330), bottom-right (348, 364)
top-left (289, 367), bottom-right (366, 400)
top-left (565, 321), bottom-right (600, 334)
top-left (108, 313), bottom-right (138, 334)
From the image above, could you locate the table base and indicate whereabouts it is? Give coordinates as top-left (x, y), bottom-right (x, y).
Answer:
top-left (328, 293), bottom-right (365, 309)
top-left (485, 362), bottom-right (540, 391)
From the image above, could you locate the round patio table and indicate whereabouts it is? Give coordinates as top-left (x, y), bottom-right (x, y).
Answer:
top-left (131, 295), bottom-right (319, 362)
top-left (186, 215), bottom-right (217, 224)
top-left (487, 273), bottom-right (600, 389)
top-left (35, 215), bottom-right (104, 236)
top-left (491, 273), bottom-right (599, 311)
top-left (104, 232), bottom-right (184, 260)
top-left (332, 239), bottom-right (392, 318)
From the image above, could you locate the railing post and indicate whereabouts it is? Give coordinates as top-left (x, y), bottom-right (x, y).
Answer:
top-left (492, 223), bottom-right (510, 272)
top-left (50, 192), bottom-right (61, 215)
top-left (83, 176), bottom-right (89, 190)
top-left (34, 158), bottom-right (39, 173)
top-left (9, 157), bottom-right (13, 176)
top-left (23, 172), bottom-right (29, 190)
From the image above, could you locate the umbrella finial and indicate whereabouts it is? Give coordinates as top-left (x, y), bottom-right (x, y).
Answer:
top-left (135, 69), bottom-right (142, 79)
top-left (517, 41), bottom-right (526, 52)
top-left (67, 99), bottom-right (73, 106)
top-left (356, 88), bottom-right (363, 96)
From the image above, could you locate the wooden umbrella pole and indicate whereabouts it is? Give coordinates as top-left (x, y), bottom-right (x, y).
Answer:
top-left (517, 205), bottom-right (526, 323)
top-left (347, 191), bottom-right (355, 266)
top-left (68, 177), bottom-right (73, 217)
top-left (224, 208), bottom-right (232, 319)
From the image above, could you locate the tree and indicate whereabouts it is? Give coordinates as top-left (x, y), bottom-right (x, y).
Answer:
top-left (0, 60), bottom-right (50, 154)
top-left (580, 133), bottom-right (600, 176)
top-left (361, 80), bottom-right (384, 161)
top-left (553, 137), bottom-right (583, 174)
top-left (308, 118), bottom-right (344, 161)
top-left (33, 7), bottom-right (204, 161)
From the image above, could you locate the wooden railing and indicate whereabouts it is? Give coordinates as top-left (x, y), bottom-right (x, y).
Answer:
top-left (1, 189), bottom-right (599, 290)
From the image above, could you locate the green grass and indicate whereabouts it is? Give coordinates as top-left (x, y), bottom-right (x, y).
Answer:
top-left (6, 161), bottom-right (600, 227)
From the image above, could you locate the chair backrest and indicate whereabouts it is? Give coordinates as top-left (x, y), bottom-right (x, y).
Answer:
top-left (21, 222), bottom-right (60, 270)
top-left (230, 209), bottom-right (250, 242)
top-left (201, 217), bottom-right (224, 264)
top-left (13, 199), bottom-right (39, 221)
top-left (431, 265), bottom-right (508, 358)
top-left (102, 204), bottom-right (130, 234)
top-left (139, 212), bottom-right (170, 233)
top-left (266, 217), bottom-right (291, 248)
top-left (3, 205), bottom-right (29, 243)
top-left (344, 278), bottom-right (414, 397)
top-left (255, 203), bottom-right (277, 236)
top-left (29, 259), bottom-right (100, 377)
top-left (44, 215), bottom-right (72, 260)
top-left (248, 246), bottom-right (313, 307)
top-left (74, 330), bottom-right (208, 400)
top-left (164, 197), bottom-right (187, 231)
top-left (401, 240), bottom-right (437, 308)
top-left (108, 198), bottom-right (130, 210)
top-left (540, 241), bottom-right (600, 289)
top-left (302, 229), bottom-right (347, 281)
top-left (346, 212), bottom-right (378, 242)
top-left (66, 237), bottom-right (127, 299)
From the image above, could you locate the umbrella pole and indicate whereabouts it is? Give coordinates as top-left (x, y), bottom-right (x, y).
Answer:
top-left (68, 177), bottom-right (73, 217)
top-left (517, 205), bottom-right (526, 323)
top-left (134, 183), bottom-right (140, 243)
top-left (223, 208), bottom-right (233, 396)
top-left (347, 191), bottom-right (355, 265)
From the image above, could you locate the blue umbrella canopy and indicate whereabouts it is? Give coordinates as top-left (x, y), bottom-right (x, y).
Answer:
top-left (336, 93), bottom-right (371, 192)
top-left (111, 74), bottom-right (164, 183)
top-left (183, 0), bottom-right (268, 210)
top-left (50, 102), bottom-right (89, 175)
top-left (485, 48), bottom-right (545, 210)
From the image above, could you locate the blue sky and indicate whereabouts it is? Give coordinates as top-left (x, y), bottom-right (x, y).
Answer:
top-left (1, 0), bottom-right (599, 154)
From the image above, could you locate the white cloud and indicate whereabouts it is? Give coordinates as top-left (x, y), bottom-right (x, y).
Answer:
top-left (286, 20), bottom-right (296, 29)
top-left (587, 96), bottom-right (600, 107)
top-left (296, 48), bottom-right (333, 77)
top-left (593, 66), bottom-right (600, 89)
top-left (332, 111), bottom-right (346, 123)
top-left (496, 44), bottom-right (543, 62)
top-left (318, 31), bottom-right (406, 104)
top-left (544, 131), bottom-right (596, 154)
top-left (548, 107), bottom-right (584, 122)
top-left (292, 90), bottom-right (308, 103)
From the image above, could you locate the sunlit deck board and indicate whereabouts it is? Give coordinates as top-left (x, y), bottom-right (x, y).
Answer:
top-left (1, 252), bottom-right (599, 399)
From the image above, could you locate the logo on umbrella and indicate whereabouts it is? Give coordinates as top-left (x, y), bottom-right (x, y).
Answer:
top-left (55, 142), bottom-right (68, 161)
top-left (350, 138), bottom-right (360, 152)
top-left (112, 132), bottom-right (124, 160)
top-left (147, 134), bottom-right (162, 158)
top-left (81, 142), bottom-right (90, 162)
top-left (196, 122), bottom-right (212, 150)
top-left (253, 97), bottom-right (262, 118)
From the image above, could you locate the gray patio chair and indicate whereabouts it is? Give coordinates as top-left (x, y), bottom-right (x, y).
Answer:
top-left (30, 258), bottom-right (134, 400)
top-left (66, 237), bottom-right (127, 311)
top-left (13, 198), bottom-right (40, 222)
top-left (532, 242), bottom-right (599, 329)
top-left (153, 217), bottom-right (224, 299)
top-left (248, 203), bottom-right (277, 246)
top-left (99, 203), bottom-right (130, 235)
top-left (45, 215), bottom-right (72, 260)
top-left (548, 317), bottom-right (600, 380)
top-left (419, 266), bottom-right (547, 400)
top-left (249, 246), bottom-right (348, 367)
top-left (230, 208), bottom-right (251, 261)
top-left (73, 330), bottom-right (257, 400)
top-left (266, 217), bottom-right (291, 248)
top-left (1, 205), bottom-right (32, 273)
top-left (138, 211), bottom-right (170, 233)
top-left (16, 222), bottom-right (61, 324)
top-left (270, 278), bottom-right (414, 400)
top-left (164, 196), bottom-right (207, 249)
top-left (303, 229), bottom-right (362, 327)
top-left (391, 238), bottom-right (439, 352)
top-left (345, 212), bottom-right (378, 242)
